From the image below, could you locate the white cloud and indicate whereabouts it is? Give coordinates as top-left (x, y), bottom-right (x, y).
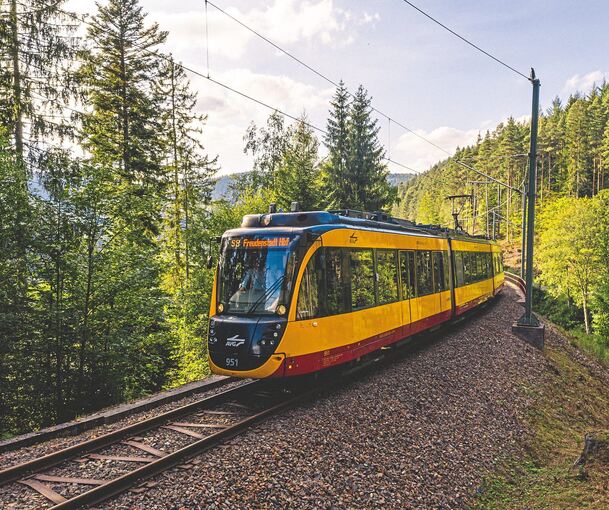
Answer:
top-left (67, 0), bottom-right (379, 60)
top-left (563, 70), bottom-right (609, 95)
top-left (191, 69), bottom-right (334, 174)
top-left (150, 0), bottom-right (379, 61)
top-left (392, 126), bottom-right (481, 173)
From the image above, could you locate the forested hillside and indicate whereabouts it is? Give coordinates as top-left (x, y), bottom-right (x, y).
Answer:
top-left (0, 1), bottom-right (395, 437)
top-left (396, 83), bottom-right (609, 353)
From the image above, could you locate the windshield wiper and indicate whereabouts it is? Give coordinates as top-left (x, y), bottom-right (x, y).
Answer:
top-left (246, 274), bottom-right (287, 314)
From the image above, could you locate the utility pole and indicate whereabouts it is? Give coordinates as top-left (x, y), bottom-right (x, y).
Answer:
top-left (520, 181), bottom-right (527, 279)
top-left (485, 184), bottom-right (489, 238)
top-left (513, 69), bottom-right (544, 347)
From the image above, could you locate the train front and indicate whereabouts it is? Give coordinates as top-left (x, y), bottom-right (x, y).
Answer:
top-left (208, 228), bottom-right (303, 378)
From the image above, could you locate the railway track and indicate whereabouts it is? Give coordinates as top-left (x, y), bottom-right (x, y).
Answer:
top-left (0, 288), bottom-right (507, 510)
top-left (504, 272), bottom-right (526, 295)
top-left (0, 380), bottom-right (315, 510)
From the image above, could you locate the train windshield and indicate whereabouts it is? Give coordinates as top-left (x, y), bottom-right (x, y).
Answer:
top-left (217, 234), bottom-right (300, 315)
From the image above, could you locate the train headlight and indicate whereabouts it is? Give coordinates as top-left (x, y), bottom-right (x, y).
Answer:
top-left (261, 214), bottom-right (272, 227)
top-left (276, 304), bottom-right (286, 316)
top-left (217, 303), bottom-right (224, 313)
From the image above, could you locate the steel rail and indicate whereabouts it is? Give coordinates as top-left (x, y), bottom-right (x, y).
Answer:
top-left (0, 381), bottom-right (259, 486)
top-left (48, 388), bottom-right (314, 510)
top-left (504, 272), bottom-right (526, 296)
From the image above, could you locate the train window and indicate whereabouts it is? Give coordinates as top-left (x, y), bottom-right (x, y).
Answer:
top-left (399, 251), bottom-right (415, 299)
top-left (432, 252), bottom-right (444, 292)
top-left (454, 252), bottom-right (465, 287)
top-left (377, 250), bottom-right (399, 304)
top-left (442, 252), bottom-right (450, 289)
top-left (296, 250), bottom-right (322, 320)
top-left (325, 248), bottom-right (349, 316)
top-left (415, 251), bottom-right (434, 296)
top-left (350, 249), bottom-right (376, 310)
top-left (462, 252), bottom-right (471, 285)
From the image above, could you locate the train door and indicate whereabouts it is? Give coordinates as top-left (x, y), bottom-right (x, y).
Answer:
top-left (411, 251), bottom-right (441, 332)
top-left (398, 251), bottom-right (414, 338)
top-left (433, 251), bottom-right (451, 314)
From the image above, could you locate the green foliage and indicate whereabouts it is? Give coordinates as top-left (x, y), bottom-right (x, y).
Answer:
top-left (323, 80), bottom-right (351, 208)
top-left (537, 196), bottom-right (599, 333)
top-left (323, 83), bottom-right (396, 211)
top-left (395, 82), bottom-right (609, 345)
top-left (0, 0), bottom-right (79, 160)
top-left (243, 111), bottom-right (290, 190)
top-left (275, 116), bottom-right (324, 211)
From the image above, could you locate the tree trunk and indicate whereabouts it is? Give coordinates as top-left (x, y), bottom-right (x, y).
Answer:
top-left (170, 61), bottom-right (182, 283)
top-left (184, 166), bottom-right (190, 281)
top-left (78, 231), bottom-right (95, 399)
top-left (583, 294), bottom-right (590, 335)
top-left (10, 0), bottom-right (24, 161)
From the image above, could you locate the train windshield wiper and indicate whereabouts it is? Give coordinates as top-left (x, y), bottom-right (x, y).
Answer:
top-left (247, 274), bottom-right (287, 314)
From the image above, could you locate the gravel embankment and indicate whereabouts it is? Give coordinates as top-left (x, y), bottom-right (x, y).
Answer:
top-left (99, 287), bottom-right (548, 509)
top-left (0, 379), bottom-right (246, 469)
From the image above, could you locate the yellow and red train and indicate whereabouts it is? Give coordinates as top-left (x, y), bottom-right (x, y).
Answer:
top-left (208, 209), bottom-right (504, 378)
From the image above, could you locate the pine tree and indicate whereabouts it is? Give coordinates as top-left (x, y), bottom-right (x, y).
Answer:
top-left (79, 0), bottom-right (168, 234)
top-left (156, 57), bottom-right (216, 284)
top-left (323, 80), bottom-right (351, 208)
top-left (275, 116), bottom-right (324, 210)
top-left (346, 85), bottom-right (396, 211)
top-left (587, 89), bottom-right (607, 194)
top-left (0, 128), bottom-right (33, 435)
top-left (156, 57), bottom-right (217, 385)
top-left (565, 98), bottom-right (591, 197)
top-left (601, 122), bottom-right (609, 192)
top-left (0, 0), bottom-right (79, 165)
top-left (538, 97), bottom-right (567, 196)
top-left (75, 0), bottom-right (175, 409)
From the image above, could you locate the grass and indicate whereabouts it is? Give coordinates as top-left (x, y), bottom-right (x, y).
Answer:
top-left (472, 335), bottom-right (609, 510)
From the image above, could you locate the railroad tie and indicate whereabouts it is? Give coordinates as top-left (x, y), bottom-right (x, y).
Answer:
top-left (88, 454), bottom-right (154, 463)
top-left (34, 474), bottom-right (107, 485)
top-left (161, 425), bottom-right (205, 439)
top-left (19, 474), bottom-right (108, 505)
top-left (171, 421), bottom-right (229, 429)
top-left (122, 440), bottom-right (168, 458)
top-left (18, 479), bottom-right (67, 505)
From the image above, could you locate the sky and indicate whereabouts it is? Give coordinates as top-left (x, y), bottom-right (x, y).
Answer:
top-left (66, 0), bottom-right (609, 176)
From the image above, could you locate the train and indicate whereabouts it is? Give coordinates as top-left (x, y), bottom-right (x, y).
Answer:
top-left (207, 207), bottom-right (504, 378)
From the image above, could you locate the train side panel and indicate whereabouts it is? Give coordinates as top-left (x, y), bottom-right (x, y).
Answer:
top-left (210, 226), bottom-right (503, 378)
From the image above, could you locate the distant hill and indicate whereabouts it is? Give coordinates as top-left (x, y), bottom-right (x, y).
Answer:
top-left (211, 173), bottom-right (247, 201)
top-left (388, 172), bottom-right (415, 188)
top-left (211, 172), bottom-right (415, 201)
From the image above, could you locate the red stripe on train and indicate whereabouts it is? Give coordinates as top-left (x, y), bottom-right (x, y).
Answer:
top-left (272, 309), bottom-right (452, 377)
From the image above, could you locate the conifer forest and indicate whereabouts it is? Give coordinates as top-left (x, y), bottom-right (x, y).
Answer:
top-left (1, 0), bottom-right (608, 441)
top-left (0, 0), bottom-right (393, 437)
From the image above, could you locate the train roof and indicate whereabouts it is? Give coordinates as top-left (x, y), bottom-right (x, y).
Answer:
top-left (228, 208), bottom-right (496, 245)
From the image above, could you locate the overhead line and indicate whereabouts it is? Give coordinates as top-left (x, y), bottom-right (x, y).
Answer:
top-left (45, 8), bottom-right (422, 175)
top-left (400, 0), bottom-right (531, 82)
top-left (205, 0), bottom-right (521, 189)
top-left (206, 0), bottom-right (449, 153)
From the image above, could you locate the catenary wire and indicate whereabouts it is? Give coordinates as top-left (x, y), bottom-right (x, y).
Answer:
top-left (400, 0), bottom-right (531, 82)
top-left (204, 0), bottom-right (522, 190)
top-left (33, 8), bottom-right (421, 174)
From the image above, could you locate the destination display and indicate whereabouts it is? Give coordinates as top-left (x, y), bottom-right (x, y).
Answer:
top-left (228, 236), bottom-right (294, 249)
